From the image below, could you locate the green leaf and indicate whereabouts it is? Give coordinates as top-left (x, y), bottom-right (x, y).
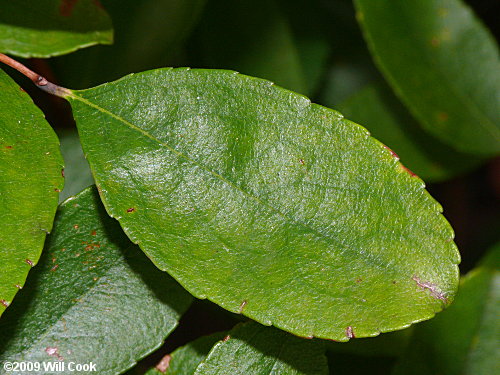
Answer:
top-left (337, 83), bottom-right (482, 182)
top-left (57, 128), bottom-right (94, 202)
top-left (0, 0), bottom-right (113, 58)
top-left (0, 68), bottom-right (63, 317)
top-left (197, 0), bottom-right (307, 94)
top-left (354, 0), bottom-right (500, 155)
top-left (194, 322), bottom-right (328, 374)
top-left (0, 187), bottom-right (193, 375)
top-left (393, 245), bottom-right (500, 375)
top-left (68, 68), bottom-right (459, 341)
top-left (163, 332), bottom-right (226, 375)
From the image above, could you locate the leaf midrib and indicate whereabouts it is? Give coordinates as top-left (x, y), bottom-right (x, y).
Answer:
top-left (71, 91), bottom-right (418, 275)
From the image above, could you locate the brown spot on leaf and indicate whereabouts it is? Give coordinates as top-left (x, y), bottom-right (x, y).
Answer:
top-left (412, 275), bottom-right (448, 302)
top-left (437, 111), bottom-right (449, 122)
top-left (59, 0), bottom-right (79, 17)
top-left (355, 278), bottom-right (362, 283)
top-left (383, 144), bottom-right (399, 160)
top-left (0, 300), bottom-right (9, 307)
top-left (155, 354), bottom-right (171, 372)
top-left (25, 259), bottom-right (34, 267)
top-left (5, 145), bottom-right (13, 149)
top-left (345, 326), bottom-right (355, 339)
top-left (50, 264), bottom-right (59, 272)
top-left (91, 230), bottom-right (97, 236)
top-left (299, 158), bottom-right (305, 165)
top-left (61, 169), bottom-right (65, 178)
top-left (399, 164), bottom-right (417, 177)
top-left (73, 224), bottom-right (79, 229)
top-left (223, 335), bottom-right (231, 342)
top-left (238, 300), bottom-right (247, 313)
top-left (127, 207), bottom-right (136, 213)
top-left (54, 188), bottom-right (61, 192)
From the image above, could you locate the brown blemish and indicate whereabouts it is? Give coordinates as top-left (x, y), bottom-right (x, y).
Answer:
top-left (431, 37), bottom-right (440, 47)
top-left (437, 111), bottom-right (449, 122)
top-left (399, 164), bottom-right (417, 177)
top-left (392, 280), bottom-right (397, 284)
top-left (223, 335), bottom-right (231, 342)
top-left (0, 300), bottom-right (10, 307)
top-left (92, 0), bottom-right (104, 9)
top-left (45, 346), bottom-right (63, 360)
top-left (73, 224), bottom-right (79, 229)
top-left (355, 278), bottom-right (362, 283)
top-left (412, 275), bottom-right (448, 302)
top-left (54, 188), bottom-right (61, 192)
top-left (59, 0), bottom-right (79, 17)
top-left (50, 264), bottom-right (59, 272)
top-left (61, 169), bottom-right (65, 178)
top-left (155, 354), bottom-right (171, 372)
top-left (52, 257), bottom-right (57, 263)
top-left (82, 241), bottom-right (101, 251)
top-left (383, 144), bottom-right (400, 160)
top-left (91, 230), bottom-right (97, 236)
top-left (126, 207), bottom-right (136, 213)
top-left (5, 145), bottom-right (13, 149)
top-left (25, 259), bottom-right (34, 267)
top-left (345, 326), bottom-right (355, 339)
top-left (299, 158), bottom-right (305, 165)
top-left (238, 300), bottom-right (247, 313)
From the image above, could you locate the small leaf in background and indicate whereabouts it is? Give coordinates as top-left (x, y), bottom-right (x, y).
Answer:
top-left (337, 83), bottom-right (482, 182)
top-left (354, 0), bottom-right (500, 155)
top-left (194, 322), bottom-right (328, 374)
top-left (68, 68), bottom-right (460, 340)
top-left (162, 332), bottom-right (226, 375)
top-left (196, 0), bottom-right (307, 94)
top-left (57, 128), bottom-right (94, 202)
top-left (0, 68), bottom-right (63, 317)
top-left (0, 187), bottom-right (193, 375)
top-left (0, 0), bottom-right (113, 58)
top-left (393, 244), bottom-right (500, 375)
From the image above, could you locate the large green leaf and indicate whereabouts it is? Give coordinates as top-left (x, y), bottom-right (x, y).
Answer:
top-left (194, 322), bottom-right (328, 374)
top-left (354, 0), bottom-right (500, 155)
top-left (0, 0), bottom-right (113, 58)
top-left (393, 245), bottom-right (500, 375)
top-left (67, 68), bottom-right (459, 341)
top-left (0, 68), bottom-right (63, 317)
top-left (0, 187), bottom-right (192, 375)
top-left (337, 83), bottom-right (482, 182)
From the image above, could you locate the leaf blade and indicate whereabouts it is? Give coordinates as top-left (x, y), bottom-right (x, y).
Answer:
top-left (354, 0), bottom-right (500, 155)
top-left (0, 68), bottom-right (64, 316)
top-left (69, 68), bottom-right (460, 341)
top-left (0, 0), bottom-right (113, 58)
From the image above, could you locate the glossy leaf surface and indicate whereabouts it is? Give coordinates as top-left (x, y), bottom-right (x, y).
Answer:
top-left (0, 68), bottom-right (63, 317)
top-left (355, 0), bottom-right (500, 155)
top-left (69, 68), bottom-right (460, 340)
top-left (393, 245), bottom-right (500, 375)
top-left (0, 0), bottom-right (112, 58)
top-left (0, 187), bottom-right (192, 375)
top-left (194, 322), bottom-right (328, 374)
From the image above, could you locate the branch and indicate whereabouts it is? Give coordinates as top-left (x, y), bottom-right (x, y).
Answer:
top-left (0, 53), bottom-right (70, 98)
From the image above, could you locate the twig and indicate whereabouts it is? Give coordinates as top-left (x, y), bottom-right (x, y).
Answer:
top-left (0, 53), bottom-right (71, 98)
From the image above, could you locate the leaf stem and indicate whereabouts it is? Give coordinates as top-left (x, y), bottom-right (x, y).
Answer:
top-left (0, 53), bottom-right (71, 98)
